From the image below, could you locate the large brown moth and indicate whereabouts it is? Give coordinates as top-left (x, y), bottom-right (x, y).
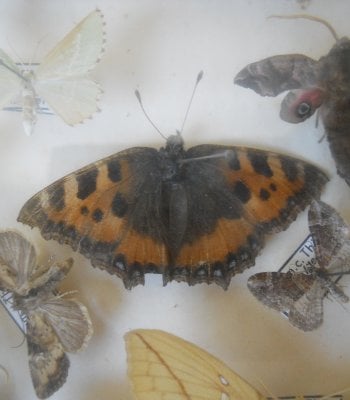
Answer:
top-left (234, 15), bottom-right (350, 186)
top-left (0, 231), bottom-right (93, 398)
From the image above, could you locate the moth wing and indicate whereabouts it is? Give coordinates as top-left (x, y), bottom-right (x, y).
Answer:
top-left (41, 296), bottom-right (93, 353)
top-left (35, 77), bottom-right (102, 125)
top-left (288, 279), bottom-right (326, 331)
top-left (0, 48), bottom-right (24, 108)
top-left (36, 10), bottom-right (104, 79)
top-left (309, 200), bottom-right (350, 272)
top-left (280, 88), bottom-right (325, 123)
top-left (234, 54), bottom-right (318, 96)
top-left (34, 10), bottom-right (104, 125)
top-left (0, 231), bottom-right (36, 293)
top-left (247, 272), bottom-right (315, 313)
top-left (125, 329), bottom-right (264, 400)
top-left (18, 147), bottom-right (169, 289)
top-left (26, 311), bottom-right (69, 399)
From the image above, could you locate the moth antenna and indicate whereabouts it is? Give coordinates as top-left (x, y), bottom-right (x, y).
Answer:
top-left (179, 70), bottom-right (203, 135)
top-left (0, 365), bottom-right (9, 383)
top-left (268, 14), bottom-right (339, 42)
top-left (135, 89), bottom-right (167, 140)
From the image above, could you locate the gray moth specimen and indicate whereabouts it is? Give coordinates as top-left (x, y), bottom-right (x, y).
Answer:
top-left (247, 200), bottom-right (350, 331)
top-left (235, 15), bottom-right (350, 186)
top-left (0, 231), bottom-right (93, 398)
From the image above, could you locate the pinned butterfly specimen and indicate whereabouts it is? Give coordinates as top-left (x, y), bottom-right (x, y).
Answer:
top-left (17, 116), bottom-right (329, 290)
top-left (0, 231), bottom-right (93, 398)
top-left (247, 200), bottom-right (350, 331)
top-left (125, 329), bottom-right (265, 400)
top-left (0, 9), bottom-right (105, 135)
top-left (234, 15), bottom-right (350, 186)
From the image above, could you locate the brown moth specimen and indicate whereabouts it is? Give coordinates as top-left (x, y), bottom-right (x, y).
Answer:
top-left (0, 231), bottom-right (93, 399)
top-left (248, 200), bottom-right (350, 331)
top-left (235, 15), bottom-right (350, 186)
top-left (18, 129), bottom-right (328, 290)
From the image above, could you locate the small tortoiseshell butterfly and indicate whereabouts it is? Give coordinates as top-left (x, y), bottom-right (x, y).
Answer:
top-left (17, 130), bottom-right (328, 289)
top-left (248, 200), bottom-right (350, 331)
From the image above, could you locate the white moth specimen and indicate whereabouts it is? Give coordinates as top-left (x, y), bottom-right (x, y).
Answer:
top-left (0, 231), bottom-right (93, 398)
top-left (0, 9), bottom-right (105, 135)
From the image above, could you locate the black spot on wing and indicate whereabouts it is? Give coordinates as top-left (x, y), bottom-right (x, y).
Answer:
top-left (280, 156), bottom-right (299, 181)
top-left (247, 151), bottom-right (273, 177)
top-left (92, 208), bottom-right (104, 222)
top-left (227, 149), bottom-right (241, 170)
top-left (270, 183), bottom-right (277, 191)
top-left (80, 206), bottom-right (89, 216)
top-left (107, 159), bottom-right (122, 182)
top-left (233, 181), bottom-right (251, 203)
top-left (47, 183), bottom-right (65, 212)
top-left (259, 188), bottom-right (270, 200)
top-left (111, 192), bottom-right (128, 217)
top-left (76, 168), bottom-right (98, 200)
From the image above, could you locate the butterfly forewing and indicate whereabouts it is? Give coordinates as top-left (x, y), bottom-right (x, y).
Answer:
top-left (125, 329), bottom-right (264, 400)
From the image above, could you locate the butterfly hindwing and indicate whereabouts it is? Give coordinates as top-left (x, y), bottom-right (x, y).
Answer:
top-left (125, 329), bottom-right (264, 400)
top-left (18, 143), bottom-right (327, 289)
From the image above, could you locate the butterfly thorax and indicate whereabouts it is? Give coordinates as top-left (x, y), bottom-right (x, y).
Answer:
top-left (159, 134), bottom-right (185, 181)
top-left (314, 268), bottom-right (349, 302)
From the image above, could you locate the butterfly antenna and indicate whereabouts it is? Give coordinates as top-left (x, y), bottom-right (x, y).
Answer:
top-left (135, 90), bottom-right (167, 140)
top-left (268, 14), bottom-right (339, 42)
top-left (179, 70), bottom-right (203, 135)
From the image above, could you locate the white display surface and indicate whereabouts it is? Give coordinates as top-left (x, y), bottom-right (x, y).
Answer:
top-left (0, 1), bottom-right (349, 399)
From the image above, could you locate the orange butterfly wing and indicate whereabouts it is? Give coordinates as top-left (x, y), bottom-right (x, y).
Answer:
top-left (18, 143), bottom-right (327, 289)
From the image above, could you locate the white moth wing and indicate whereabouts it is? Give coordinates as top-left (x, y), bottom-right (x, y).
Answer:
top-left (33, 9), bottom-right (104, 124)
top-left (35, 9), bottom-right (104, 79)
top-left (0, 48), bottom-right (24, 108)
top-left (0, 231), bottom-right (36, 294)
top-left (40, 296), bottom-right (93, 353)
top-left (35, 77), bottom-right (102, 124)
top-left (125, 329), bottom-right (264, 400)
